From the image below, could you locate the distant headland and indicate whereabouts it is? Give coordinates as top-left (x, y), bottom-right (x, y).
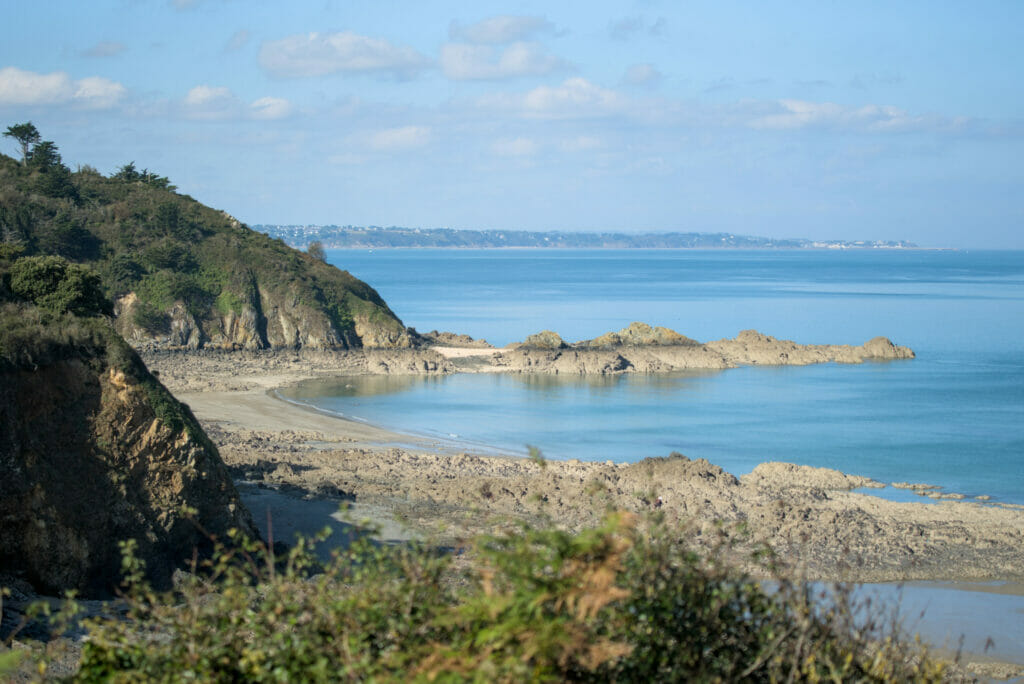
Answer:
top-left (255, 224), bottom-right (917, 250)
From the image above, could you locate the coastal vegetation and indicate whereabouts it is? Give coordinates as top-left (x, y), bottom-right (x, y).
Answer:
top-left (17, 514), bottom-right (944, 682)
top-left (0, 125), bottom-right (411, 350)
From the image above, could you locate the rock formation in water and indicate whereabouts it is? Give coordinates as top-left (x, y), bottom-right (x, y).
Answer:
top-left (493, 323), bottom-right (914, 374)
top-left (577, 321), bottom-right (699, 349)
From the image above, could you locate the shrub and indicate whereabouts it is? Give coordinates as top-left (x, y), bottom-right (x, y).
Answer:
top-left (8, 255), bottom-right (112, 316)
top-left (214, 289), bottom-right (245, 316)
top-left (52, 513), bottom-right (945, 682)
top-left (102, 254), bottom-right (145, 293)
top-left (135, 270), bottom-right (212, 317)
top-left (35, 213), bottom-right (101, 261)
top-left (141, 240), bottom-right (195, 272)
top-left (0, 242), bottom-right (25, 262)
top-left (132, 300), bottom-right (170, 334)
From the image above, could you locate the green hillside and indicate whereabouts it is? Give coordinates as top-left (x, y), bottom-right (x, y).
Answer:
top-left (0, 127), bottom-right (413, 350)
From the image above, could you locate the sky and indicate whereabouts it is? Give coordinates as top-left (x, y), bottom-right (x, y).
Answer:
top-left (1, 1), bottom-right (1022, 248)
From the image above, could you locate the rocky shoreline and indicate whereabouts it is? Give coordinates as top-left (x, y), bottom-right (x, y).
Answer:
top-left (144, 322), bottom-right (915, 387)
top-left (139, 340), bottom-right (1024, 588)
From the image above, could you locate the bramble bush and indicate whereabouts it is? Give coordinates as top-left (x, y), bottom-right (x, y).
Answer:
top-left (29, 511), bottom-right (948, 682)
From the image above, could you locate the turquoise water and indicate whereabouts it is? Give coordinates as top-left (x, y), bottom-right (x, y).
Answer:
top-left (296, 249), bottom-right (1024, 504)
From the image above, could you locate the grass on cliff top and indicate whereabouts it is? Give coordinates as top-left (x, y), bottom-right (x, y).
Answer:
top-left (9, 512), bottom-right (947, 683)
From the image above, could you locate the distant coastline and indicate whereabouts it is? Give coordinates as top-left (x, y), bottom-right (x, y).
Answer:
top-left (254, 224), bottom-right (918, 251)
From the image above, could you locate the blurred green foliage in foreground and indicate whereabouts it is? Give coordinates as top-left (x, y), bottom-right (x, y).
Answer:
top-left (13, 512), bottom-right (946, 682)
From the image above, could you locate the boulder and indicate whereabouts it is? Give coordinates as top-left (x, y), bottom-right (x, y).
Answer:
top-left (519, 330), bottom-right (568, 350)
top-left (579, 322), bottom-right (698, 348)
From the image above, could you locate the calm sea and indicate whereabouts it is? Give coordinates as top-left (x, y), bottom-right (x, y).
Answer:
top-left (288, 249), bottom-right (1024, 505)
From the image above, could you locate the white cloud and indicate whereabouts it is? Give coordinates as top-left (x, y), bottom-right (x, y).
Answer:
top-left (0, 67), bottom-right (125, 108)
top-left (250, 96), bottom-right (292, 120)
top-left (184, 85), bottom-right (233, 107)
top-left (441, 42), bottom-right (565, 80)
top-left (478, 78), bottom-right (629, 121)
top-left (623, 63), bottom-right (661, 87)
top-left (183, 85), bottom-right (292, 121)
top-left (367, 126), bottom-right (432, 150)
top-left (82, 41), bottom-right (126, 58)
top-left (449, 15), bottom-right (554, 44)
top-left (73, 76), bottom-right (128, 108)
top-left (183, 85), bottom-right (237, 119)
top-left (748, 99), bottom-right (927, 132)
top-left (260, 31), bottom-right (429, 78)
top-left (485, 78), bottom-right (626, 120)
top-left (492, 137), bottom-right (538, 157)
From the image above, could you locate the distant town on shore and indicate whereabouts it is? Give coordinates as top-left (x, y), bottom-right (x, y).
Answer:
top-left (255, 225), bottom-right (917, 250)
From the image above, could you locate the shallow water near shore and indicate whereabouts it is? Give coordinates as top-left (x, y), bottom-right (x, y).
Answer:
top-left (308, 248), bottom-right (1024, 504)
top-left (832, 581), bottom-right (1024, 665)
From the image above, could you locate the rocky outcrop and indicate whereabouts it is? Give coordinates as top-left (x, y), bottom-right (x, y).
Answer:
top-left (578, 322), bottom-right (699, 349)
top-left (115, 282), bottom-right (418, 352)
top-left (216, 428), bottom-right (1024, 584)
top-left (705, 329), bottom-right (915, 365)
top-left (741, 462), bottom-right (885, 491)
top-left (494, 325), bottom-right (914, 375)
top-left (0, 330), bottom-right (256, 597)
top-left (421, 330), bottom-right (494, 348)
top-left (519, 330), bottom-right (569, 350)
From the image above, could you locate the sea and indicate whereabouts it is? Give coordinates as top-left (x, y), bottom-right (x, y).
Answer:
top-left (287, 248), bottom-right (1024, 506)
top-left (283, 247), bottom-right (1024, 662)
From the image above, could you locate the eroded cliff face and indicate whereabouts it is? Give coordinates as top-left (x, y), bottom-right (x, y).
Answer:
top-left (0, 355), bottom-right (256, 596)
top-left (114, 283), bottom-right (416, 351)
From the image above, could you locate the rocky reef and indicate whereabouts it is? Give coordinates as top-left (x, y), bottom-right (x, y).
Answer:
top-left (490, 323), bottom-right (914, 374)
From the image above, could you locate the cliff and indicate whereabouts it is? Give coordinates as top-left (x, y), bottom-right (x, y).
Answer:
top-left (0, 263), bottom-right (256, 595)
top-left (0, 149), bottom-right (414, 351)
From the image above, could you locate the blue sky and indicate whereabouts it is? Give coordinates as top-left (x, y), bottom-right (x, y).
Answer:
top-left (2, 1), bottom-right (1022, 248)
